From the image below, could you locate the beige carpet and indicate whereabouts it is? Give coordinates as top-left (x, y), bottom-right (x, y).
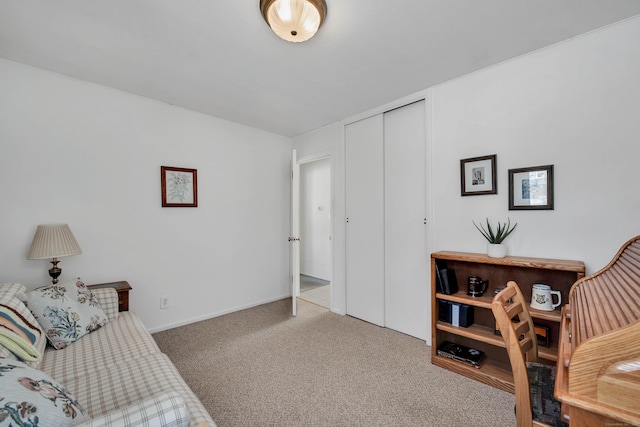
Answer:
top-left (153, 298), bottom-right (515, 427)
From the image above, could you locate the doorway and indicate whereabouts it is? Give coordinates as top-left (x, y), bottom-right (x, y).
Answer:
top-left (298, 157), bottom-right (331, 309)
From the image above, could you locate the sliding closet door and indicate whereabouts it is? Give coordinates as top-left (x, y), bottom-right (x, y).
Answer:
top-left (384, 100), bottom-right (427, 339)
top-left (345, 115), bottom-right (385, 327)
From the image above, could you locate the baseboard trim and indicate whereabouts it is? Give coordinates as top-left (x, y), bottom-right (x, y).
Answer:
top-left (148, 294), bottom-right (290, 334)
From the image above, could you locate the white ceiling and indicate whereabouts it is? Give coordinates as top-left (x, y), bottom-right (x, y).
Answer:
top-left (1, 1), bottom-right (640, 137)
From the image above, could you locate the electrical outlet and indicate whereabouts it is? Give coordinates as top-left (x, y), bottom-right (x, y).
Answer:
top-left (160, 295), bottom-right (169, 309)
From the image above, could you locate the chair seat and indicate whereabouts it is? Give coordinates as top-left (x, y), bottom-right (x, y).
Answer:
top-left (527, 362), bottom-right (567, 427)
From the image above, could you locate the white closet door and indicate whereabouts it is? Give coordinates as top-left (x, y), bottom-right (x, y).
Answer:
top-left (384, 100), bottom-right (428, 339)
top-left (345, 114), bottom-right (385, 326)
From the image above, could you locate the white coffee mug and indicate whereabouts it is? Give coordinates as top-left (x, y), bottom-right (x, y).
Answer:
top-left (530, 284), bottom-right (561, 311)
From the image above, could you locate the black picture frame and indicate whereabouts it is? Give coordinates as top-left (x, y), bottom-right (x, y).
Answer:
top-left (460, 154), bottom-right (497, 196)
top-left (508, 165), bottom-right (553, 210)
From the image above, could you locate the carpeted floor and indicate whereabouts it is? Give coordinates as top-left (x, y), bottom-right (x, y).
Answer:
top-left (153, 298), bottom-right (515, 427)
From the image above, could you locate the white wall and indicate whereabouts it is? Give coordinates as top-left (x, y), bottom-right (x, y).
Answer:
top-left (294, 16), bottom-right (640, 343)
top-left (430, 16), bottom-right (640, 271)
top-left (0, 59), bottom-right (292, 332)
top-left (300, 158), bottom-right (331, 280)
top-left (3, 15), bottom-right (639, 338)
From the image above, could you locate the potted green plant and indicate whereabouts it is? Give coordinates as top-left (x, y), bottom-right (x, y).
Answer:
top-left (473, 218), bottom-right (517, 258)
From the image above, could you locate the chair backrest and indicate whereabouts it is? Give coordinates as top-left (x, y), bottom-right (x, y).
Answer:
top-left (492, 281), bottom-right (540, 427)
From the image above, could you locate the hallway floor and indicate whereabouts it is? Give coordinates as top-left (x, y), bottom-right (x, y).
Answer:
top-left (299, 274), bottom-right (330, 309)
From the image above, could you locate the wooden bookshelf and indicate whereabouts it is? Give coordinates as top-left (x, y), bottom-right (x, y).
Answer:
top-left (431, 251), bottom-right (584, 393)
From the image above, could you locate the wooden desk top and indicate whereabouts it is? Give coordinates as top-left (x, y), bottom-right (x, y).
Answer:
top-left (556, 316), bottom-right (640, 425)
top-left (597, 359), bottom-right (640, 414)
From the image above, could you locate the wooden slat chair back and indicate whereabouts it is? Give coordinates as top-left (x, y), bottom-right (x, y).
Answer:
top-left (493, 281), bottom-right (552, 427)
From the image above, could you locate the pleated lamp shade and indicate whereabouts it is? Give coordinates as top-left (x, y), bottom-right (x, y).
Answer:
top-left (27, 224), bottom-right (82, 260)
top-left (260, 0), bottom-right (327, 43)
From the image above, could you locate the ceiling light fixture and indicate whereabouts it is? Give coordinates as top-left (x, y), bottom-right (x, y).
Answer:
top-left (260, 0), bottom-right (327, 43)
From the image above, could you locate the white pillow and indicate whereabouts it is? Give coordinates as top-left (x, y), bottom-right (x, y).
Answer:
top-left (25, 279), bottom-right (109, 350)
top-left (0, 359), bottom-right (90, 426)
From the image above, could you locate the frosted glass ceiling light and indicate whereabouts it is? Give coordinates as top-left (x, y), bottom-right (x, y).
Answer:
top-left (260, 0), bottom-right (327, 43)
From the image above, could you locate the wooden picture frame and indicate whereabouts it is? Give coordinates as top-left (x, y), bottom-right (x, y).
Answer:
top-left (460, 154), bottom-right (497, 196)
top-left (508, 165), bottom-right (553, 210)
top-left (161, 166), bottom-right (198, 207)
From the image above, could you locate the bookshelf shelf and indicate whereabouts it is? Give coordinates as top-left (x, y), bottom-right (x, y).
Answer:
top-left (436, 321), bottom-right (504, 347)
top-left (430, 251), bottom-right (584, 393)
top-left (432, 353), bottom-right (515, 393)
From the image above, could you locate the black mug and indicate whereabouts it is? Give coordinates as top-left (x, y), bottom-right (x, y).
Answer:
top-left (467, 276), bottom-right (488, 297)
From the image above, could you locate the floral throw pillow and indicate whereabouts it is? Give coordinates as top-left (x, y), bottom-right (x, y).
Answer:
top-left (0, 359), bottom-right (90, 426)
top-left (25, 279), bottom-right (109, 350)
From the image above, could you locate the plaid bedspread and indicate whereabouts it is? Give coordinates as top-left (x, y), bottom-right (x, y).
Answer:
top-left (40, 288), bottom-right (216, 427)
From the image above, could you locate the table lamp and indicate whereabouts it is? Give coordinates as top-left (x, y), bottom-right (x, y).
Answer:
top-left (27, 224), bottom-right (82, 284)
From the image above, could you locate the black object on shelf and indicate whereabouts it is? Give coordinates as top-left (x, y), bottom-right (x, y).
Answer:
top-left (435, 260), bottom-right (458, 294)
top-left (438, 300), bottom-right (452, 323)
top-left (436, 341), bottom-right (486, 368)
top-left (450, 303), bottom-right (474, 327)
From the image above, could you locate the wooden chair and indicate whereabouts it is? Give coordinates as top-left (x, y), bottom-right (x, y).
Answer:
top-left (492, 281), bottom-right (565, 427)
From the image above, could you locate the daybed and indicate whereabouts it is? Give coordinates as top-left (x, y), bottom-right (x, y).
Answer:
top-left (0, 280), bottom-right (215, 427)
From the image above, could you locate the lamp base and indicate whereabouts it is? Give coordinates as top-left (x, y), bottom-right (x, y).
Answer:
top-left (49, 258), bottom-right (62, 284)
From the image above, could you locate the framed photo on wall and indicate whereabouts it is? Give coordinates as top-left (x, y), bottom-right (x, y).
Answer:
top-left (161, 166), bottom-right (198, 207)
top-left (508, 165), bottom-right (553, 210)
top-left (460, 154), bottom-right (497, 196)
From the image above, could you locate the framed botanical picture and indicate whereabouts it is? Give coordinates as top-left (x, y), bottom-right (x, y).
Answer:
top-left (161, 166), bottom-right (198, 207)
top-left (460, 154), bottom-right (497, 196)
top-left (508, 165), bottom-right (553, 210)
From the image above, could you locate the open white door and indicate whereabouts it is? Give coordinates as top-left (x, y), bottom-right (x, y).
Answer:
top-left (289, 149), bottom-right (300, 316)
